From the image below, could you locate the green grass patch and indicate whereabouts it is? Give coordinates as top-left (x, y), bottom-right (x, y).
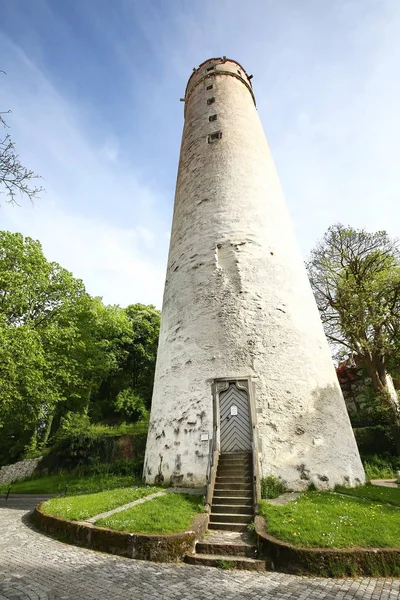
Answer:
top-left (95, 493), bottom-right (203, 534)
top-left (260, 492), bottom-right (400, 548)
top-left (335, 484), bottom-right (400, 507)
top-left (0, 472), bottom-right (141, 495)
top-left (41, 485), bottom-right (162, 521)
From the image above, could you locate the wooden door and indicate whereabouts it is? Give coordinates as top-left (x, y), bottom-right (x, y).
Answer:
top-left (219, 382), bottom-right (252, 452)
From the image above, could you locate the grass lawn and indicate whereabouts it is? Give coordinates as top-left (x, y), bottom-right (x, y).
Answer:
top-left (260, 491), bottom-right (400, 548)
top-left (41, 485), bottom-right (162, 521)
top-left (0, 473), bottom-right (142, 495)
top-left (95, 493), bottom-right (203, 534)
top-left (335, 484), bottom-right (400, 507)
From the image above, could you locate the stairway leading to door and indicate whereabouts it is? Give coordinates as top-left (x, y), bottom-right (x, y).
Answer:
top-left (185, 452), bottom-right (265, 570)
top-left (209, 452), bottom-right (254, 531)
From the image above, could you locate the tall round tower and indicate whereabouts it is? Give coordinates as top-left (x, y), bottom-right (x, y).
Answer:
top-left (144, 57), bottom-right (364, 491)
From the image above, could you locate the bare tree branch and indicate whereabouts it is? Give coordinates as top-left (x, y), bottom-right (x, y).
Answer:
top-left (0, 70), bottom-right (43, 205)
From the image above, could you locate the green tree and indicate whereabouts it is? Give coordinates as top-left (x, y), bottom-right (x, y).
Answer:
top-left (0, 232), bottom-right (93, 460)
top-left (307, 224), bottom-right (400, 449)
top-left (124, 303), bottom-right (160, 409)
top-left (0, 321), bottom-right (48, 461)
top-left (0, 231), bottom-right (160, 464)
top-left (91, 304), bottom-right (160, 423)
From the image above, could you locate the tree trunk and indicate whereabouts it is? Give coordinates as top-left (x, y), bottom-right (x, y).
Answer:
top-left (40, 411), bottom-right (54, 447)
top-left (27, 427), bottom-right (38, 455)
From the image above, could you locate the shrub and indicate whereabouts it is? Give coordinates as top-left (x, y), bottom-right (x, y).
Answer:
top-left (52, 414), bottom-right (149, 445)
top-left (261, 475), bottom-right (286, 499)
top-left (38, 429), bottom-right (147, 475)
top-left (362, 454), bottom-right (400, 480)
top-left (354, 426), bottom-right (396, 455)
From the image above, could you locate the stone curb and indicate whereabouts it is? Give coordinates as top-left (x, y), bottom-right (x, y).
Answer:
top-left (255, 515), bottom-right (400, 577)
top-left (30, 502), bottom-right (209, 563)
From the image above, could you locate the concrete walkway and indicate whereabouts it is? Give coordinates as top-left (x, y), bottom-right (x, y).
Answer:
top-left (371, 479), bottom-right (399, 488)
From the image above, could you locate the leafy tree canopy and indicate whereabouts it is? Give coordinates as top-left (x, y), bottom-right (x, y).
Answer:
top-left (307, 224), bottom-right (400, 450)
top-left (0, 231), bottom-right (160, 465)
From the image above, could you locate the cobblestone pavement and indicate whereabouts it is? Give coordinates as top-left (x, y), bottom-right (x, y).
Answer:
top-left (1, 504), bottom-right (399, 600)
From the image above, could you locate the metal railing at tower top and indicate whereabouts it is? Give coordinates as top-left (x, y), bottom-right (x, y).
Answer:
top-left (205, 425), bottom-right (219, 512)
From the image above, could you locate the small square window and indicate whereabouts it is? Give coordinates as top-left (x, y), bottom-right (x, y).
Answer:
top-left (206, 84), bottom-right (213, 91)
top-left (209, 114), bottom-right (217, 122)
top-left (206, 65), bottom-right (215, 72)
top-left (207, 97), bottom-right (215, 105)
top-left (208, 131), bottom-right (222, 143)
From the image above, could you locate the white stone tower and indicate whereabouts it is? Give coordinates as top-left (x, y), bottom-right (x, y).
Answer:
top-left (144, 57), bottom-right (365, 491)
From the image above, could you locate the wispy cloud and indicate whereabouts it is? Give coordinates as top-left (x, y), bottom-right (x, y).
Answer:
top-left (0, 33), bottom-right (169, 306)
top-left (3, 201), bottom-right (165, 306)
top-left (0, 0), bottom-right (399, 309)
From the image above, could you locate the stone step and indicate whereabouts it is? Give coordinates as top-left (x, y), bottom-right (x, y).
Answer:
top-left (217, 468), bottom-right (253, 477)
top-left (196, 541), bottom-right (257, 558)
top-left (214, 483), bottom-right (253, 491)
top-left (218, 460), bottom-right (252, 468)
top-left (218, 456), bottom-right (253, 465)
top-left (210, 512), bottom-right (253, 524)
top-left (212, 496), bottom-right (253, 505)
top-left (216, 472), bottom-right (252, 478)
top-left (220, 453), bottom-right (251, 457)
top-left (208, 522), bottom-right (249, 532)
top-left (185, 554), bottom-right (265, 571)
top-left (211, 504), bottom-right (253, 515)
top-left (213, 488), bottom-right (253, 497)
top-left (218, 467), bottom-right (252, 475)
top-left (216, 476), bottom-right (252, 483)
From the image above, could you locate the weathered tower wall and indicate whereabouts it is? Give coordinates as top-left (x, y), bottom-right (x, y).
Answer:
top-left (144, 57), bottom-right (365, 490)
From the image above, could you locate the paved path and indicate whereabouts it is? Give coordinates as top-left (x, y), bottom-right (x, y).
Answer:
top-left (371, 479), bottom-right (399, 489)
top-left (0, 500), bottom-right (399, 600)
top-left (0, 494), bottom-right (55, 510)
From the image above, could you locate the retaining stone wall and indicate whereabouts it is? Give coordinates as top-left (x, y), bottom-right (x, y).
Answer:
top-left (0, 458), bottom-right (42, 484)
top-left (255, 515), bottom-right (400, 577)
top-left (31, 504), bottom-right (209, 562)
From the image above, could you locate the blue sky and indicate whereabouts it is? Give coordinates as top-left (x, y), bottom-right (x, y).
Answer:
top-left (1, 0), bottom-right (399, 307)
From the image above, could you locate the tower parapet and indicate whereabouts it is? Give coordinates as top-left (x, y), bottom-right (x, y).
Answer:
top-left (184, 57), bottom-right (255, 110)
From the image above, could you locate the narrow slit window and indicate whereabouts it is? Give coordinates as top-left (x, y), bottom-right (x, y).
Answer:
top-left (208, 131), bottom-right (222, 143)
top-left (237, 69), bottom-right (241, 75)
top-left (207, 97), bottom-right (215, 105)
top-left (209, 114), bottom-right (217, 122)
top-left (206, 65), bottom-right (215, 72)
top-left (206, 84), bottom-right (213, 90)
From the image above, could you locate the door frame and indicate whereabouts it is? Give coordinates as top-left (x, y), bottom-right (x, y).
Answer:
top-left (211, 377), bottom-right (258, 453)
